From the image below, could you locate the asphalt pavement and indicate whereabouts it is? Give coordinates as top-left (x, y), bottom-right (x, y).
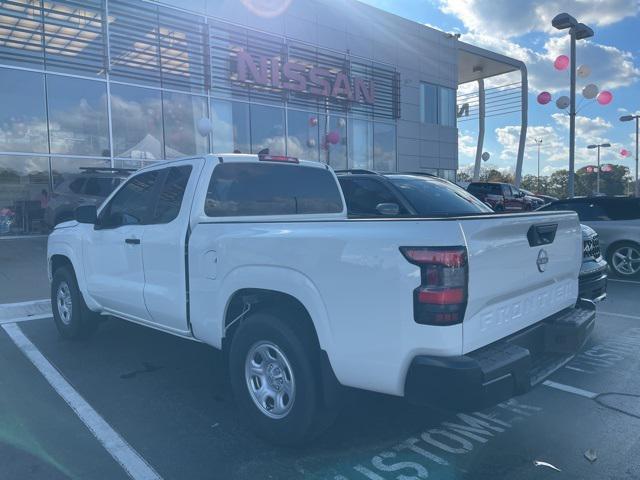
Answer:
top-left (0, 278), bottom-right (638, 480)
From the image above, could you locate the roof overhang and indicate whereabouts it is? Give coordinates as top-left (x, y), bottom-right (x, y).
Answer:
top-left (457, 41), bottom-right (524, 84)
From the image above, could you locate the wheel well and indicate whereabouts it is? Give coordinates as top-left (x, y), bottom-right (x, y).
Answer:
top-left (223, 288), bottom-right (321, 353)
top-left (50, 254), bottom-right (73, 276)
top-left (605, 240), bottom-right (640, 260)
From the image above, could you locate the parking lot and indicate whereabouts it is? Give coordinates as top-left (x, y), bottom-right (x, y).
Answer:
top-left (1, 238), bottom-right (639, 480)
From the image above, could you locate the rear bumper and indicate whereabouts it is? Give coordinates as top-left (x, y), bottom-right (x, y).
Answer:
top-left (404, 305), bottom-right (595, 411)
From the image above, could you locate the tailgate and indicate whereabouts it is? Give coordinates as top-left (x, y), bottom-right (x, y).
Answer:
top-left (460, 212), bottom-right (581, 353)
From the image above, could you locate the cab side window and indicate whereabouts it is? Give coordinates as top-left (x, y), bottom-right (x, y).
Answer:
top-left (100, 170), bottom-right (160, 227)
top-left (152, 166), bottom-right (192, 224)
top-left (338, 177), bottom-right (407, 216)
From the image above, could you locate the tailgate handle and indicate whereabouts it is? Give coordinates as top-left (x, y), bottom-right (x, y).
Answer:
top-left (527, 223), bottom-right (557, 247)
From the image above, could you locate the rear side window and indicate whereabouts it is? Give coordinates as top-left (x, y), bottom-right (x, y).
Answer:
top-left (387, 175), bottom-right (492, 216)
top-left (84, 177), bottom-right (119, 197)
top-left (468, 183), bottom-right (501, 196)
top-left (204, 163), bottom-right (343, 217)
top-left (602, 199), bottom-right (640, 220)
top-left (153, 166), bottom-right (192, 223)
top-left (338, 177), bottom-right (408, 216)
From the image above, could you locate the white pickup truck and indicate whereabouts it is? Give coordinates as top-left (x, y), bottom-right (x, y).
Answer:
top-left (48, 154), bottom-right (595, 444)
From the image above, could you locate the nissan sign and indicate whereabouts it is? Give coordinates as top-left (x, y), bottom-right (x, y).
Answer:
top-left (233, 49), bottom-right (376, 104)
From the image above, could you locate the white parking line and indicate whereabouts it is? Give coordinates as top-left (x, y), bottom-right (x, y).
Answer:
top-left (598, 311), bottom-right (640, 321)
top-left (542, 380), bottom-right (598, 399)
top-left (1, 322), bottom-right (163, 480)
top-left (609, 278), bottom-right (640, 285)
top-left (0, 299), bottom-right (51, 322)
top-left (0, 313), bottom-right (52, 325)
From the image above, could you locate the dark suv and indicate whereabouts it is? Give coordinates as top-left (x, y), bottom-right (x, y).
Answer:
top-left (466, 182), bottom-right (530, 212)
top-left (45, 167), bottom-right (135, 229)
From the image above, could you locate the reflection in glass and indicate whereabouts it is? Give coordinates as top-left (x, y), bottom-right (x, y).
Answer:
top-left (47, 76), bottom-right (109, 156)
top-left (0, 68), bottom-right (48, 153)
top-left (0, 155), bottom-right (49, 235)
top-left (349, 118), bottom-right (373, 169)
top-left (47, 157), bottom-right (115, 227)
top-left (286, 110), bottom-right (320, 161)
top-left (322, 115), bottom-right (347, 170)
top-left (111, 83), bottom-right (164, 159)
top-left (250, 104), bottom-right (285, 156)
top-left (373, 122), bottom-right (396, 172)
top-left (420, 83), bottom-right (438, 125)
top-left (439, 87), bottom-right (456, 127)
top-left (162, 91), bottom-right (208, 158)
top-left (211, 99), bottom-right (250, 154)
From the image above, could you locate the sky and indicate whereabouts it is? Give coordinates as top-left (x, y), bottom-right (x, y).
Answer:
top-left (359, 0), bottom-right (640, 177)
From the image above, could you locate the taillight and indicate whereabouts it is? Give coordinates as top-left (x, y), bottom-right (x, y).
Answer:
top-left (258, 154), bottom-right (299, 163)
top-left (400, 246), bottom-right (468, 326)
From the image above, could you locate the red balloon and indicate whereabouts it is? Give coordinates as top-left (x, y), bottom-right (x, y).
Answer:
top-left (597, 90), bottom-right (613, 105)
top-left (537, 91), bottom-right (552, 105)
top-left (554, 55), bottom-right (569, 70)
top-left (326, 131), bottom-right (340, 145)
top-left (621, 148), bottom-right (630, 157)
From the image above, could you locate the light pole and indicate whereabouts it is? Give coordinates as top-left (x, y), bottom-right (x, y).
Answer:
top-left (552, 13), bottom-right (594, 198)
top-left (534, 138), bottom-right (543, 192)
top-left (587, 143), bottom-right (611, 194)
top-left (620, 114), bottom-right (640, 197)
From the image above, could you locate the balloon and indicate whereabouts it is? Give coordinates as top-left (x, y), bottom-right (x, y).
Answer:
top-left (337, 118), bottom-right (346, 128)
top-left (537, 91), bottom-right (552, 105)
top-left (586, 166), bottom-right (594, 173)
top-left (601, 164), bottom-right (613, 172)
top-left (554, 55), bottom-right (569, 70)
top-left (621, 148), bottom-right (630, 157)
top-left (326, 131), bottom-right (340, 145)
top-left (481, 152), bottom-right (490, 162)
top-left (577, 64), bottom-right (591, 78)
top-left (196, 117), bottom-right (212, 137)
top-left (308, 116), bottom-right (318, 126)
top-left (307, 138), bottom-right (316, 147)
top-left (597, 90), bottom-right (613, 105)
top-left (582, 84), bottom-right (599, 99)
top-left (556, 95), bottom-right (570, 109)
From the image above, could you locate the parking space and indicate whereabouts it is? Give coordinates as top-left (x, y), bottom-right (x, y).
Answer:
top-left (1, 280), bottom-right (639, 480)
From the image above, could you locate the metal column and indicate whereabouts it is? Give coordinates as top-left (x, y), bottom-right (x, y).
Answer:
top-left (473, 79), bottom-right (485, 181)
top-left (514, 64), bottom-right (528, 187)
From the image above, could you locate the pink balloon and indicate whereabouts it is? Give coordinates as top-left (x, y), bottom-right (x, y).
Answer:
top-left (308, 116), bottom-right (318, 126)
top-left (621, 148), bottom-right (630, 157)
top-left (537, 91), bottom-right (552, 105)
top-left (597, 90), bottom-right (613, 105)
top-left (326, 131), bottom-right (340, 145)
top-left (554, 55), bottom-right (570, 70)
top-left (601, 164), bottom-right (613, 172)
top-left (586, 166), bottom-right (594, 173)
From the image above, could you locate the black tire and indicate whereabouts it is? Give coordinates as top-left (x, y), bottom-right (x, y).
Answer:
top-left (229, 311), bottom-right (334, 445)
top-left (51, 266), bottom-right (99, 340)
top-left (607, 241), bottom-right (640, 278)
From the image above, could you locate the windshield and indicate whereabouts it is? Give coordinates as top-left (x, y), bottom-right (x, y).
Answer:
top-left (386, 174), bottom-right (493, 216)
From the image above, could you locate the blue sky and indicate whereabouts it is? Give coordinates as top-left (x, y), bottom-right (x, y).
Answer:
top-left (360, 0), bottom-right (640, 177)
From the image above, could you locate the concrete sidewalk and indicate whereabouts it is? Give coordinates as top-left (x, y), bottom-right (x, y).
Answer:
top-left (0, 236), bottom-right (49, 304)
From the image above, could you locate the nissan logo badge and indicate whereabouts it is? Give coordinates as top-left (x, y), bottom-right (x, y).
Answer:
top-left (537, 249), bottom-right (549, 272)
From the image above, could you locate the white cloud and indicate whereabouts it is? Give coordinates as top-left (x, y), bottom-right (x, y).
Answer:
top-left (458, 131), bottom-right (477, 160)
top-left (440, 0), bottom-right (639, 38)
top-left (551, 113), bottom-right (613, 143)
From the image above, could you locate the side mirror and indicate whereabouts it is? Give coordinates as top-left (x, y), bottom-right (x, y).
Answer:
top-left (75, 205), bottom-right (97, 224)
top-left (376, 202), bottom-right (400, 216)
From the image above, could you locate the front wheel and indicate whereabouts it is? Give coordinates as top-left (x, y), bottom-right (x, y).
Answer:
top-left (608, 242), bottom-right (640, 278)
top-left (51, 266), bottom-right (99, 340)
top-left (229, 311), bottom-right (333, 445)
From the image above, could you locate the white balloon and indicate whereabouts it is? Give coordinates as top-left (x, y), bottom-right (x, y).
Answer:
top-left (196, 117), bottom-right (212, 137)
top-left (556, 95), bottom-right (570, 109)
top-left (582, 84), bottom-right (599, 100)
top-left (577, 64), bottom-right (591, 78)
top-left (481, 151), bottom-right (490, 162)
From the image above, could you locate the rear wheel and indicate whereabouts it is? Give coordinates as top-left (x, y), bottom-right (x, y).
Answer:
top-left (608, 242), bottom-right (640, 278)
top-left (51, 266), bottom-right (99, 340)
top-left (229, 311), bottom-right (334, 445)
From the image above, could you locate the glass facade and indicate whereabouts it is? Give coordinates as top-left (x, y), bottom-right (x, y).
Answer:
top-left (420, 82), bottom-right (456, 127)
top-left (0, 0), bottom-right (408, 236)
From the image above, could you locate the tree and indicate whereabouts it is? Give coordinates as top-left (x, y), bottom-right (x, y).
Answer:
top-left (547, 169), bottom-right (569, 198)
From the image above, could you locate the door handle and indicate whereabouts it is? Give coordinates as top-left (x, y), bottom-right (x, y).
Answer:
top-left (125, 238), bottom-right (140, 245)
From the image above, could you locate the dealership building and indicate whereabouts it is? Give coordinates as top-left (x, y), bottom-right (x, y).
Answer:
top-left (0, 0), bottom-right (527, 236)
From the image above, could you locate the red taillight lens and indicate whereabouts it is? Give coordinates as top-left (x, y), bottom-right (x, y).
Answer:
top-left (400, 246), bottom-right (468, 326)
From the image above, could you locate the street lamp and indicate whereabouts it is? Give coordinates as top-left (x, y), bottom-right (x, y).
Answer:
top-left (534, 138), bottom-right (543, 192)
top-left (587, 142), bottom-right (611, 194)
top-left (552, 13), bottom-right (594, 198)
top-left (620, 114), bottom-right (640, 197)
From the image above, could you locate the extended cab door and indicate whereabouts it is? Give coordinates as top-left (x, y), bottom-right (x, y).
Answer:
top-left (140, 160), bottom-right (202, 334)
top-left (83, 169), bottom-right (162, 320)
